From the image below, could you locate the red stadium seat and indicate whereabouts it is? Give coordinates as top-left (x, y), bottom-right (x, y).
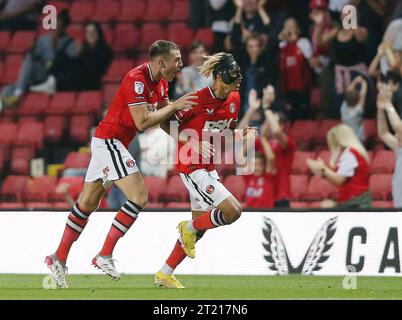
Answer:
top-left (25, 202), bottom-right (53, 209)
top-left (69, 115), bottom-right (93, 143)
top-left (143, 176), bottom-right (167, 202)
top-left (93, 0), bottom-right (120, 22)
top-left (0, 202), bottom-right (24, 209)
top-left (167, 23), bottom-right (194, 48)
top-left (18, 93), bottom-right (50, 116)
top-left (146, 202), bottom-right (165, 209)
top-left (3, 54), bottom-right (24, 84)
top-left (10, 146), bottom-right (34, 175)
top-left (309, 201), bottom-right (323, 208)
top-left (289, 120), bottom-right (319, 150)
top-left (52, 202), bottom-right (71, 209)
top-left (67, 24), bottom-right (84, 43)
top-left (47, 1), bottom-right (71, 11)
top-left (194, 28), bottom-right (215, 49)
top-left (49, 176), bottom-right (85, 202)
top-left (169, 0), bottom-right (189, 22)
top-left (224, 175), bottom-right (246, 201)
top-left (143, 0), bottom-right (172, 21)
top-left (103, 59), bottom-right (134, 82)
top-left (0, 175), bottom-right (29, 202)
top-left (314, 120), bottom-right (341, 145)
top-left (70, 1), bottom-right (96, 23)
top-left (160, 175), bottom-right (189, 202)
top-left (0, 123), bottom-right (18, 145)
top-left (113, 23), bottom-right (140, 52)
top-left (0, 31), bottom-right (11, 51)
top-left (47, 92), bottom-right (77, 115)
top-left (165, 202), bottom-right (191, 209)
top-left (22, 176), bottom-right (57, 202)
top-left (371, 150), bottom-right (395, 174)
top-left (44, 115), bottom-right (66, 142)
top-left (290, 175), bottom-right (309, 201)
top-left (72, 91), bottom-right (103, 115)
top-left (64, 152), bottom-right (91, 169)
top-left (102, 83), bottom-right (119, 106)
top-left (0, 145), bottom-right (6, 172)
top-left (363, 119), bottom-right (377, 142)
top-left (369, 174), bottom-right (392, 200)
top-left (139, 23), bottom-right (168, 50)
top-left (7, 31), bottom-right (36, 53)
top-left (290, 201), bottom-right (309, 209)
top-left (15, 121), bottom-right (44, 150)
top-left (292, 151), bottom-right (315, 175)
top-left (101, 24), bottom-right (114, 47)
top-left (118, 0), bottom-right (147, 22)
top-left (372, 201), bottom-right (394, 208)
top-left (304, 175), bottom-right (337, 201)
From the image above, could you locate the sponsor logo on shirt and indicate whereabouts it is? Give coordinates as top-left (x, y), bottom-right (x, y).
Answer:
top-left (206, 108), bottom-right (214, 115)
top-left (203, 118), bottom-right (234, 131)
top-left (229, 103), bottom-right (237, 114)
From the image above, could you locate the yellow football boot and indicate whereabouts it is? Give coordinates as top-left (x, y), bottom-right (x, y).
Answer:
top-left (154, 271), bottom-right (185, 289)
top-left (177, 220), bottom-right (196, 258)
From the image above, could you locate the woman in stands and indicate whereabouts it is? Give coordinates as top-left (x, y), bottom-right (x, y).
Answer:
top-left (31, 22), bottom-right (112, 93)
top-left (307, 124), bottom-right (371, 208)
top-left (377, 83), bottom-right (402, 208)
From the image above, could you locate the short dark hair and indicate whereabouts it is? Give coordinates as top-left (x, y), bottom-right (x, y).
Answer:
top-left (149, 40), bottom-right (179, 60)
top-left (345, 89), bottom-right (359, 106)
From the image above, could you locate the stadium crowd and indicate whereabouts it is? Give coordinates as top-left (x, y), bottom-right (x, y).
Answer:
top-left (0, 0), bottom-right (401, 210)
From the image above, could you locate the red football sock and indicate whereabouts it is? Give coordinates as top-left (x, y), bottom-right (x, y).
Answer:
top-left (99, 200), bottom-right (142, 256)
top-left (166, 240), bottom-right (187, 269)
top-left (192, 209), bottom-right (227, 231)
top-left (55, 204), bottom-right (91, 262)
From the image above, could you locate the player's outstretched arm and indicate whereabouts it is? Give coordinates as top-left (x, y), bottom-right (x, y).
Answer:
top-left (129, 92), bottom-right (198, 131)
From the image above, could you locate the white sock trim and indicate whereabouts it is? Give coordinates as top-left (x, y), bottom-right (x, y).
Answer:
top-left (160, 264), bottom-right (174, 276)
top-left (187, 221), bottom-right (197, 233)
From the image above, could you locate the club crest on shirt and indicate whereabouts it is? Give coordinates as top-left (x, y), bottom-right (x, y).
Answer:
top-left (135, 81), bottom-right (145, 94)
top-left (126, 159), bottom-right (135, 168)
top-left (229, 103), bottom-right (236, 114)
top-left (161, 86), bottom-right (165, 97)
top-left (103, 166), bottom-right (110, 179)
top-left (206, 185), bottom-right (215, 194)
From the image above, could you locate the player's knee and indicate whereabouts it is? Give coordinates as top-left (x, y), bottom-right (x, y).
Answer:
top-left (78, 200), bottom-right (98, 213)
top-left (127, 189), bottom-right (148, 209)
top-left (224, 205), bottom-right (242, 224)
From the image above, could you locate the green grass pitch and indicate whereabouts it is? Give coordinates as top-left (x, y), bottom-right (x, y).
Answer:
top-left (0, 274), bottom-right (401, 300)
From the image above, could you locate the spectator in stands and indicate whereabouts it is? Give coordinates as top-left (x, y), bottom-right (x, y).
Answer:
top-left (55, 183), bottom-right (75, 207)
top-left (321, 10), bottom-right (369, 114)
top-left (0, 9), bottom-right (75, 107)
top-left (0, 0), bottom-right (42, 31)
top-left (307, 124), bottom-right (371, 208)
top-left (244, 151), bottom-right (275, 208)
top-left (340, 75), bottom-right (367, 142)
top-left (233, 33), bottom-right (279, 118)
top-left (208, 0), bottom-right (236, 53)
top-left (278, 17), bottom-right (314, 120)
top-left (369, 41), bottom-right (402, 79)
top-left (377, 82), bottom-right (402, 208)
top-left (174, 41), bottom-right (212, 99)
top-left (309, 0), bottom-right (334, 116)
top-left (30, 22), bottom-right (112, 93)
top-left (230, 0), bottom-right (271, 50)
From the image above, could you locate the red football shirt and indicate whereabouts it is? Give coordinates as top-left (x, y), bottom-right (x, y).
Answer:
top-left (94, 63), bottom-right (169, 148)
top-left (175, 86), bottom-right (240, 174)
top-left (256, 136), bottom-right (296, 201)
top-left (244, 173), bottom-right (275, 208)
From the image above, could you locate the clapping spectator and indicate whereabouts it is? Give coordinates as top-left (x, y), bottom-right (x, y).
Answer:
top-left (341, 75), bottom-right (367, 142)
top-left (321, 10), bottom-right (369, 115)
top-left (174, 41), bottom-right (213, 98)
top-left (279, 17), bottom-right (314, 120)
top-left (377, 82), bottom-right (402, 208)
top-left (31, 22), bottom-right (112, 93)
top-left (307, 124), bottom-right (371, 208)
top-left (230, 0), bottom-right (271, 50)
top-left (369, 41), bottom-right (402, 79)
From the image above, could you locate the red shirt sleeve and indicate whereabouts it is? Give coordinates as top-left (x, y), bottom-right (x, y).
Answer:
top-left (124, 75), bottom-right (149, 107)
